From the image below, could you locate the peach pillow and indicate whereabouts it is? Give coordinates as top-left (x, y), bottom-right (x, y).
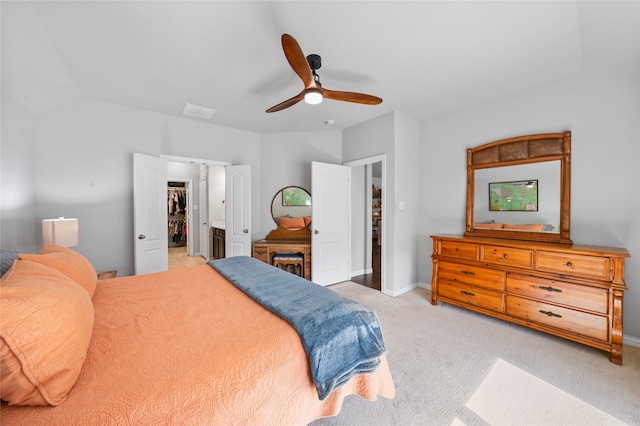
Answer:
top-left (503, 223), bottom-right (545, 231)
top-left (0, 259), bottom-right (94, 406)
top-left (279, 216), bottom-right (306, 230)
top-left (0, 339), bottom-right (47, 405)
top-left (303, 216), bottom-right (312, 226)
top-left (474, 222), bottom-right (504, 229)
top-left (19, 244), bottom-right (97, 298)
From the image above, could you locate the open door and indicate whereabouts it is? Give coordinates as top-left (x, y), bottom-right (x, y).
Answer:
top-left (225, 165), bottom-right (251, 257)
top-left (312, 161), bottom-right (351, 286)
top-left (133, 153), bottom-right (168, 274)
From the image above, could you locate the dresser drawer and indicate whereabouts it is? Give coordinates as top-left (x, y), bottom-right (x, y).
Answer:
top-left (437, 240), bottom-right (479, 261)
top-left (481, 245), bottom-right (533, 268)
top-left (536, 251), bottom-right (610, 280)
top-left (506, 295), bottom-right (608, 341)
top-left (253, 246), bottom-right (269, 262)
top-left (438, 261), bottom-right (503, 291)
top-left (439, 279), bottom-right (503, 312)
top-left (506, 273), bottom-right (608, 314)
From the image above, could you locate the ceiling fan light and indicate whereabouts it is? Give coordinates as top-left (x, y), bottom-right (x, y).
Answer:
top-left (304, 89), bottom-right (323, 105)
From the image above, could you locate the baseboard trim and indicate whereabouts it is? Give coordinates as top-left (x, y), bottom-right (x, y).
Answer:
top-left (383, 282), bottom-right (418, 297)
top-left (418, 282), bottom-right (431, 291)
top-left (624, 334), bottom-right (640, 348)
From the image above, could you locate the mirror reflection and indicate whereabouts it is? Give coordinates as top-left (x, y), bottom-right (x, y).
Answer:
top-left (474, 161), bottom-right (560, 233)
top-left (271, 186), bottom-right (312, 225)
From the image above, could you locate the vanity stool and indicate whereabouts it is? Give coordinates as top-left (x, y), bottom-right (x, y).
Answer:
top-left (272, 253), bottom-right (305, 278)
top-left (253, 236), bottom-right (312, 280)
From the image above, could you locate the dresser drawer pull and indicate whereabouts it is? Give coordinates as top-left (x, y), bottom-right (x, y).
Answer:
top-left (566, 261), bottom-right (573, 267)
top-left (503, 253), bottom-right (508, 259)
top-left (539, 310), bottom-right (562, 318)
top-left (538, 285), bottom-right (562, 293)
top-left (460, 290), bottom-right (475, 297)
top-left (460, 270), bottom-right (476, 276)
top-left (455, 248), bottom-right (460, 252)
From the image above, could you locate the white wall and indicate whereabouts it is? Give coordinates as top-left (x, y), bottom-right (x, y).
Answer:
top-left (258, 131), bottom-right (342, 237)
top-left (392, 111), bottom-right (420, 293)
top-left (343, 111), bottom-right (421, 296)
top-left (419, 71), bottom-right (640, 342)
top-left (31, 98), bottom-right (261, 276)
top-left (1, 92), bottom-right (38, 253)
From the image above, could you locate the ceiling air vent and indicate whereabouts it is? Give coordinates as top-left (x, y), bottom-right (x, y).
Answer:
top-left (182, 103), bottom-right (216, 119)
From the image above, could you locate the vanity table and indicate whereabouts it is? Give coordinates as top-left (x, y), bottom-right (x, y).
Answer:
top-left (431, 131), bottom-right (630, 364)
top-left (252, 186), bottom-right (313, 280)
top-left (253, 239), bottom-right (311, 280)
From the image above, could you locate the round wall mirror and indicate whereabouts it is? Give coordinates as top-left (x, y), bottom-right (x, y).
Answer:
top-left (271, 186), bottom-right (312, 225)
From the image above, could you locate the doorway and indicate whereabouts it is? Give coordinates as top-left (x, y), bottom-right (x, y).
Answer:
top-left (134, 154), bottom-right (249, 275)
top-left (166, 178), bottom-right (207, 270)
top-left (343, 155), bottom-right (386, 292)
top-left (162, 156), bottom-right (230, 268)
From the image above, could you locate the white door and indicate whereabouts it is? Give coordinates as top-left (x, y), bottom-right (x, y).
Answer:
top-left (133, 153), bottom-right (168, 274)
top-left (199, 178), bottom-right (209, 259)
top-left (225, 165), bottom-right (251, 257)
top-left (312, 161), bottom-right (351, 286)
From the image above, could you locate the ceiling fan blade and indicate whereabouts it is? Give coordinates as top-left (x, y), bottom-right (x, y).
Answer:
top-left (281, 34), bottom-right (314, 88)
top-left (323, 89), bottom-right (382, 105)
top-left (265, 91), bottom-right (305, 113)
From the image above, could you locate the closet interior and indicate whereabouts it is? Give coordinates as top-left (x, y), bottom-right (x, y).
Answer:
top-left (167, 182), bottom-right (187, 248)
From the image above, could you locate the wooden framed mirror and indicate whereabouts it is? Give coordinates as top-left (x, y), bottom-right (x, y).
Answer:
top-left (266, 186), bottom-right (312, 241)
top-left (270, 186), bottom-right (312, 225)
top-left (464, 131), bottom-right (572, 244)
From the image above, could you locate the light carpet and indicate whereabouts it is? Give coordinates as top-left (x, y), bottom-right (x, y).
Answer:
top-left (310, 282), bottom-right (640, 426)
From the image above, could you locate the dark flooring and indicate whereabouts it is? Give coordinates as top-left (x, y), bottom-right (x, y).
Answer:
top-left (350, 238), bottom-right (381, 290)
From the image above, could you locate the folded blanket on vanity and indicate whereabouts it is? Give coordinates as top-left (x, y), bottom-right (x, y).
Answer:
top-left (209, 256), bottom-right (387, 400)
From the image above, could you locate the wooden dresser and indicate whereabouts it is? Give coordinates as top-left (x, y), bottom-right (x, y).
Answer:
top-left (431, 235), bottom-right (629, 364)
top-left (253, 240), bottom-right (311, 281)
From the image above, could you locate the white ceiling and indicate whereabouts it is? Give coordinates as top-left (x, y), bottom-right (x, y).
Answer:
top-left (2, 1), bottom-right (638, 134)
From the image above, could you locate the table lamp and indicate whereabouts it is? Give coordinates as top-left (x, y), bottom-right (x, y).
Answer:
top-left (42, 217), bottom-right (79, 247)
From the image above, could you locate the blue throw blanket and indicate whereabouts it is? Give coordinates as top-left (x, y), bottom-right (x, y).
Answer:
top-left (208, 256), bottom-right (387, 400)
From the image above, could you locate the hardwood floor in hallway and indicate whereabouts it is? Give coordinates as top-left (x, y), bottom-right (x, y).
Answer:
top-left (350, 238), bottom-right (381, 290)
top-left (168, 246), bottom-right (208, 270)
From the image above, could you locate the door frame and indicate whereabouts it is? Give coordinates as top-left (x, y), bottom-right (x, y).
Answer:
top-left (159, 154), bottom-right (231, 262)
top-left (343, 154), bottom-right (387, 294)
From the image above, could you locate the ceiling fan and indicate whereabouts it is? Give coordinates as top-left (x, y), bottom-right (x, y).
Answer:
top-left (266, 34), bottom-right (382, 113)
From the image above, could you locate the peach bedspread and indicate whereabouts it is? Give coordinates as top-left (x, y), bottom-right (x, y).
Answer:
top-left (1, 265), bottom-right (394, 425)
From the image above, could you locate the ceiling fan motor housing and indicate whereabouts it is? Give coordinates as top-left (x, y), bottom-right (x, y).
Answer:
top-left (306, 54), bottom-right (321, 71)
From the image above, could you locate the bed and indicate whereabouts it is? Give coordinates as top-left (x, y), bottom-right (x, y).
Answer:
top-left (0, 245), bottom-right (395, 425)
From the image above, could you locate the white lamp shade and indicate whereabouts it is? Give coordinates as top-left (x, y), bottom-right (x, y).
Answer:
top-left (43, 218), bottom-right (79, 247)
